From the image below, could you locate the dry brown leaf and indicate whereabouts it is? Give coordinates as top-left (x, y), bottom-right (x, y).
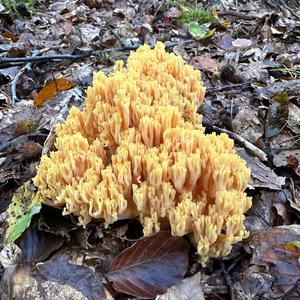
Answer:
top-left (62, 21), bottom-right (73, 35)
top-left (0, 253), bottom-right (113, 300)
top-left (190, 55), bottom-right (219, 73)
top-left (248, 225), bottom-right (300, 297)
top-left (107, 231), bottom-right (190, 299)
top-left (157, 272), bottom-right (205, 300)
top-left (83, 0), bottom-right (103, 9)
top-left (237, 148), bottom-right (286, 190)
top-left (34, 78), bottom-right (75, 107)
top-left (2, 31), bottom-right (19, 42)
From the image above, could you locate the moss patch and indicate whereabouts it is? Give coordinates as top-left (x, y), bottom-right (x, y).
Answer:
top-left (0, 0), bottom-right (38, 15)
top-left (179, 8), bottom-right (215, 25)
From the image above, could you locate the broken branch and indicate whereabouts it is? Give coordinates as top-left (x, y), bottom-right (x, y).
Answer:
top-left (0, 40), bottom-right (194, 67)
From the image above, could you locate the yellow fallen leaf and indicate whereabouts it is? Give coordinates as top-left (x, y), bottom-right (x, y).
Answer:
top-left (195, 28), bottom-right (216, 41)
top-left (212, 9), bottom-right (231, 27)
top-left (285, 241), bottom-right (300, 251)
top-left (34, 77), bottom-right (75, 107)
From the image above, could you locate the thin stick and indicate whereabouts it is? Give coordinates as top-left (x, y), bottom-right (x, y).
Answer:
top-left (10, 50), bottom-right (42, 105)
top-left (0, 40), bottom-right (194, 67)
top-left (220, 261), bottom-right (235, 300)
top-left (108, 26), bottom-right (125, 47)
top-left (205, 82), bottom-right (251, 95)
top-left (279, 0), bottom-right (300, 20)
top-left (1, 51), bottom-right (95, 65)
top-left (277, 134), bottom-right (300, 145)
top-left (0, 132), bottom-right (47, 152)
top-left (10, 64), bottom-right (30, 105)
top-left (154, 0), bottom-right (165, 17)
top-left (204, 122), bottom-right (268, 162)
top-left (218, 9), bottom-right (257, 20)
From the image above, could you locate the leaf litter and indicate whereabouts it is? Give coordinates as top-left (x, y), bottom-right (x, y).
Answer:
top-left (0, 0), bottom-right (300, 299)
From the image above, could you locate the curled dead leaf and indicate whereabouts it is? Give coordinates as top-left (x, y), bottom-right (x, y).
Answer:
top-left (34, 77), bottom-right (75, 107)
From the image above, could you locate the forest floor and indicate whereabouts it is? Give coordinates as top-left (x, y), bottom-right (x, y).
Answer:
top-left (0, 0), bottom-right (299, 299)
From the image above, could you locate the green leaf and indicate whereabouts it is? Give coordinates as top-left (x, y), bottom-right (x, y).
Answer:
top-left (188, 22), bottom-right (205, 37)
top-left (5, 181), bottom-right (42, 245)
top-left (188, 22), bottom-right (216, 40)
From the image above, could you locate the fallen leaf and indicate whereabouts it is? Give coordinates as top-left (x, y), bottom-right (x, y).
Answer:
top-left (214, 33), bottom-right (234, 50)
top-left (34, 77), bottom-right (75, 107)
top-left (256, 80), bottom-right (300, 100)
top-left (237, 148), bottom-right (286, 190)
top-left (62, 21), bottom-right (73, 35)
top-left (49, 2), bottom-right (68, 13)
top-left (83, 0), bottom-right (103, 9)
top-left (201, 273), bottom-right (227, 296)
top-left (288, 187), bottom-right (300, 217)
top-left (245, 190), bottom-right (291, 232)
top-left (14, 119), bottom-right (39, 137)
top-left (190, 55), bottom-right (219, 73)
top-left (0, 244), bottom-right (22, 268)
top-left (38, 205), bottom-right (78, 238)
top-left (233, 265), bottom-right (273, 299)
top-left (37, 254), bottom-right (112, 299)
top-left (212, 9), bottom-right (231, 27)
top-left (232, 38), bottom-right (252, 49)
top-left (273, 149), bottom-right (300, 168)
top-left (163, 7), bottom-right (181, 24)
top-left (0, 66), bottom-right (19, 85)
top-left (5, 181), bottom-right (42, 245)
top-left (232, 107), bottom-right (264, 144)
top-left (188, 22), bottom-right (215, 40)
top-left (21, 141), bottom-right (43, 159)
top-left (107, 231), bottom-right (190, 299)
top-left (288, 102), bottom-right (300, 134)
top-left (157, 272), bottom-right (205, 300)
top-left (1, 253), bottom-right (113, 300)
top-left (2, 30), bottom-right (19, 42)
top-left (248, 225), bottom-right (300, 297)
top-left (79, 24), bottom-right (100, 45)
top-left (17, 226), bottom-right (65, 262)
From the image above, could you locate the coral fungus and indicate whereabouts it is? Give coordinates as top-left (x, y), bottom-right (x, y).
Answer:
top-left (33, 42), bottom-right (252, 261)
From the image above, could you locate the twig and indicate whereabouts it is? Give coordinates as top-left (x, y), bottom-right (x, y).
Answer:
top-left (0, 40), bottom-right (194, 67)
top-left (0, 132), bottom-right (47, 152)
top-left (220, 261), bottom-right (235, 300)
top-left (203, 122), bottom-right (268, 162)
top-left (290, 136), bottom-right (300, 147)
top-left (278, 0), bottom-right (300, 20)
top-left (108, 26), bottom-right (126, 47)
top-left (218, 9), bottom-right (258, 20)
top-left (277, 134), bottom-right (300, 145)
top-left (154, 0), bottom-right (165, 17)
top-left (205, 82), bottom-right (251, 95)
top-left (289, 177), bottom-right (296, 204)
top-left (0, 51), bottom-right (95, 65)
top-left (10, 50), bottom-right (40, 105)
top-left (106, 231), bottom-right (139, 242)
top-left (10, 64), bottom-right (29, 105)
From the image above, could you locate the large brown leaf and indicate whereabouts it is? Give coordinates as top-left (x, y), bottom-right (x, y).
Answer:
top-left (247, 225), bottom-right (300, 297)
top-left (107, 230), bottom-right (190, 299)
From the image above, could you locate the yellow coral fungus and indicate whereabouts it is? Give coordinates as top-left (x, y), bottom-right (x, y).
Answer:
top-left (33, 42), bottom-right (252, 262)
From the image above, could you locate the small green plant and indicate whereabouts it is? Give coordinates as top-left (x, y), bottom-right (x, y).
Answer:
top-left (271, 66), bottom-right (300, 79)
top-left (0, 0), bottom-right (38, 16)
top-left (179, 8), bottom-right (215, 25)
